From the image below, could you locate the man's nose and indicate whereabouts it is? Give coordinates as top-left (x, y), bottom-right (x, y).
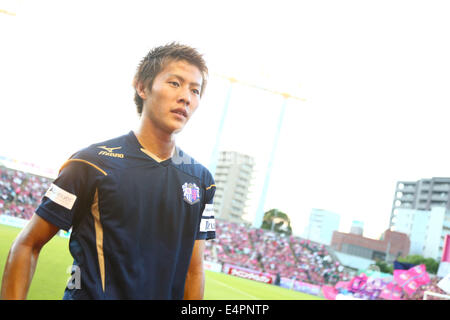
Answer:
top-left (177, 88), bottom-right (191, 106)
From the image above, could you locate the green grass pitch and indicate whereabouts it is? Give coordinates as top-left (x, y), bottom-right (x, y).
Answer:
top-left (0, 224), bottom-right (323, 300)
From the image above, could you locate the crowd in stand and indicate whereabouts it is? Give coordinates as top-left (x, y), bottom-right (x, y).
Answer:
top-left (206, 220), bottom-right (262, 271)
top-left (1, 165), bottom-right (448, 300)
top-left (250, 228), bottom-right (298, 279)
top-left (204, 219), bottom-right (349, 286)
top-left (290, 236), bottom-right (348, 285)
top-left (0, 166), bottom-right (51, 220)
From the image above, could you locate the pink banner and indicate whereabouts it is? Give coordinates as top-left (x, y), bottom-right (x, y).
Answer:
top-left (403, 279), bottom-right (420, 296)
top-left (225, 265), bottom-right (274, 284)
top-left (335, 281), bottom-right (350, 291)
top-left (409, 264), bottom-right (430, 286)
top-left (380, 282), bottom-right (403, 300)
top-left (340, 265), bottom-right (431, 300)
top-left (393, 270), bottom-right (410, 287)
top-left (349, 273), bottom-right (368, 292)
top-left (322, 285), bottom-right (338, 300)
top-left (293, 281), bottom-right (321, 296)
top-left (394, 264), bottom-right (430, 297)
top-left (442, 234), bottom-right (450, 262)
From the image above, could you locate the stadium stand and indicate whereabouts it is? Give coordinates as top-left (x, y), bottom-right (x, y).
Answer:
top-left (206, 220), bottom-right (263, 271)
top-left (205, 218), bottom-right (349, 285)
top-left (0, 165), bottom-right (51, 220)
top-left (249, 229), bottom-right (298, 279)
top-left (1, 165), bottom-right (447, 300)
top-left (289, 237), bottom-right (348, 285)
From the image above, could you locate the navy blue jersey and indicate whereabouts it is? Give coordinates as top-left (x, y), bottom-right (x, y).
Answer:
top-left (35, 131), bottom-right (216, 300)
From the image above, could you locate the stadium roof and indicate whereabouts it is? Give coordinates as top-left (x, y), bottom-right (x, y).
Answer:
top-left (334, 251), bottom-right (375, 271)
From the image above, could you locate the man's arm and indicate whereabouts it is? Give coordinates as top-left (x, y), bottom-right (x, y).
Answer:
top-left (0, 214), bottom-right (60, 300)
top-left (184, 239), bottom-right (206, 300)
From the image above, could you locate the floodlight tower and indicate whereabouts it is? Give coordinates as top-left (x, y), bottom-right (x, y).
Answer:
top-left (208, 76), bottom-right (237, 176)
top-left (210, 73), bottom-right (305, 229)
top-left (252, 91), bottom-right (305, 229)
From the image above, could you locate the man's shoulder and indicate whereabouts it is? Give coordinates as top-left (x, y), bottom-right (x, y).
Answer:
top-left (66, 132), bottom-right (131, 170)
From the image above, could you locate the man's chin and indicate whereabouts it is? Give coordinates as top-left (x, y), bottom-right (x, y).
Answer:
top-left (168, 123), bottom-right (185, 135)
top-left (172, 128), bottom-right (183, 135)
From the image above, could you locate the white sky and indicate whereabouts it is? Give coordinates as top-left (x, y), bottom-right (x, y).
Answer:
top-left (1, 0), bottom-right (450, 239)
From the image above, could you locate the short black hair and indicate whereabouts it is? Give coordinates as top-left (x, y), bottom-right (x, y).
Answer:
top-left (133, 42), bottom-right (208, 116)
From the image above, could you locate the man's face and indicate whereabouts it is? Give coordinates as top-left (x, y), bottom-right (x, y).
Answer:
top-left (139, 59), bottom-right (203, 135)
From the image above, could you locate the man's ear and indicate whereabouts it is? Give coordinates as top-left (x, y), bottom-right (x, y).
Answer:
top-left (135, 80), bottom-right (148, 100)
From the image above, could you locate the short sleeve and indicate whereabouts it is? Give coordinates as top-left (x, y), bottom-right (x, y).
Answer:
top-left (35, 160), bottom-right (100, 231)
top-left (196, 175), bottom-right (216, 241)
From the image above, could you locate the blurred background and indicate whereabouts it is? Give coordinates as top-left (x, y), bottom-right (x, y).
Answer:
top-left (1, 0), bottom-right (450, 300)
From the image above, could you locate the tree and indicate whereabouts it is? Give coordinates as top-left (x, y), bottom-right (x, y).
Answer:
top-left (375, 254), bottom-right (440, 275)
top-left (261, 209), bottom-right (292, 235)
top-left (375, 260), bottom-right (393, 274)
top-left (397, 255), bottom-right (440, 274)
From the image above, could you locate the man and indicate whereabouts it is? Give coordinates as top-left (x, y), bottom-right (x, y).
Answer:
top-left (0, 43), bottom-right (216, 300)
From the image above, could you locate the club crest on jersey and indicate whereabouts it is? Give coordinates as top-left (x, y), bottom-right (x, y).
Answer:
top-left (182, 183), bottom-right (200, 205)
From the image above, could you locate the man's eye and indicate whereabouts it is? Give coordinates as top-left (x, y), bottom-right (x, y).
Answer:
top-left (169, 81), bottom-right (180, 87)
top-left (192, 89), bottom-right (200, 95)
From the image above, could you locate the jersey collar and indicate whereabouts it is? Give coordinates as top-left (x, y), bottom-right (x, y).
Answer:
top-left (127, 130), bottom-right (176, 166)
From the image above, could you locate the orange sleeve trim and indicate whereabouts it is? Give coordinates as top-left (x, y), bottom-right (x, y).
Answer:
top-left (206, 184), bottom-right (216, 191)
top-left (59, 159), bottom-right (108, 176)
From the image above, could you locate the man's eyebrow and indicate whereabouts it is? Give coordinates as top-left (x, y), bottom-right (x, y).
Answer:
top-left (167, 74), bottom-right (202, 87)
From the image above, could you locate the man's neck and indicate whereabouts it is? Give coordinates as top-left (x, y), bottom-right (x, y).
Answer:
top-left (134, 119), bottom-right (175, 162)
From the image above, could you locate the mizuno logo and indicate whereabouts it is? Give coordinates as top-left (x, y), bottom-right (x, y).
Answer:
top-left (97, 146), bottom-right (124, 158)
top-left (98, 146), bottom-right (122, 153)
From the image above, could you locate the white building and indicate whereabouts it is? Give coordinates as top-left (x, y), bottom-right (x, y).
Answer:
top-left (350, 220), bottom-right (364, 236)
top-left (213, 151), bottom-right (255, 224)
top-left (390, 177), bottom-right (450, 225)
top-left (303, 208), bottom-right (340, 245)
top-left (392, 207), bottom-right (450, 260)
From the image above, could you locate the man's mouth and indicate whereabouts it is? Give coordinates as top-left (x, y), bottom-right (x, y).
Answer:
top-left (172, 108), bottom-right (188, 118)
